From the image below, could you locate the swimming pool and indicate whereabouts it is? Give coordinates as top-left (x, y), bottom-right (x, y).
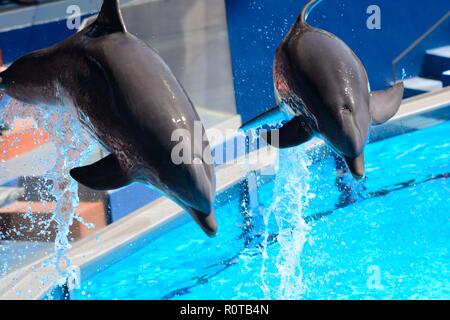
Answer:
top-left (72, 119), bottom-right (450, 300)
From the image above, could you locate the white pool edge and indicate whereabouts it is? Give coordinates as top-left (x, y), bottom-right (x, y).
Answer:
top-left (395, 86), bottom-right (450, 120)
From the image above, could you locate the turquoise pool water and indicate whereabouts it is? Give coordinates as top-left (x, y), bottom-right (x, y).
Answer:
top-left (73, 120), bottom-right (450, 300)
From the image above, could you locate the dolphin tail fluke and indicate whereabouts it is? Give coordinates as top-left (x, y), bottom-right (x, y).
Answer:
top-left (70, 153), bottom-right (131, 190)
top-left (370, 81), bottom-right (404, 125)
top-left (261, 116), bottom-right (312, 149)
top-left (344, 152), bottom-right (365, 180)
top-left (186, 207), bottom-right (218, 237)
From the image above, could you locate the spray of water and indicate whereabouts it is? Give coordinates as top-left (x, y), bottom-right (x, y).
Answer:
top-left (401, 68), bottom-right (407, 81)
top-left (0, 97), bottom-right (97, 290)
top-left (260, 146), bottom-right (313, 299)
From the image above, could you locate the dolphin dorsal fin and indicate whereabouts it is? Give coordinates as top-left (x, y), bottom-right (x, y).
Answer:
top-left (88, 0), bottom-right (126, 36)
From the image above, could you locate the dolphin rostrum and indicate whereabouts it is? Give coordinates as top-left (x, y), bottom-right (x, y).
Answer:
top-left (0, 0), bottom-right (218, 236)
top-left (263, 0), bottom-right (404, 178)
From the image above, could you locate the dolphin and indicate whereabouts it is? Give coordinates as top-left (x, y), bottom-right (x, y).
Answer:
top-left (0, 0), bottom-right (218, 236)
top-left (263, 0), bottom-right (404, 178)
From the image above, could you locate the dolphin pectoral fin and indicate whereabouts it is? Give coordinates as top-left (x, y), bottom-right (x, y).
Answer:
top-left (370, 82), bottom-right (404, 125)
top-left (344, 153), bottom-right (365, 180)
top-left (70, 154), bottom-right (131, 191)
top-left (261, 116), bottom-right (311, 149)
top-left (87, 0), bottom-right (126, 37)
top-left (186, 207), bottom-right (218, 237)
top-left (240, 104), bottom-right (279, 130)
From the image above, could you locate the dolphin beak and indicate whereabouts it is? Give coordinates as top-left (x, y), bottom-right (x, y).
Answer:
top-left (344, 152), bottom-right (365, 180)
top-left (187, 207), bottom-right (218, 237)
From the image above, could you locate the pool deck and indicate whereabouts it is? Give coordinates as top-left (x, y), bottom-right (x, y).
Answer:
top-left (1, 87), bottom-right (450, 299)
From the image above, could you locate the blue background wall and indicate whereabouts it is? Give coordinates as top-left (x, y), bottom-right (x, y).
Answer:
top-left (225, 0), bottom-right (450, 123)
top-left (0, 15), bottom-right (94, 65)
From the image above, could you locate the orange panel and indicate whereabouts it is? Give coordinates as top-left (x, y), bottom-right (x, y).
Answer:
top-left (0, 128), bottom-right (51, 160)
top-left (0, 201), bottom-right (107, 241)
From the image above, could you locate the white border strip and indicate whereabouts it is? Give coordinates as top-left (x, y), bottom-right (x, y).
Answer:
top-left (394, 86), bottom-right (450, 120)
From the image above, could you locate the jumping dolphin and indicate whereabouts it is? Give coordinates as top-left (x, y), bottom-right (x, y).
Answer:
top-left (263, 0), bottom-right (404, 178)
top-left (0, 0), bottom-right (218, 236)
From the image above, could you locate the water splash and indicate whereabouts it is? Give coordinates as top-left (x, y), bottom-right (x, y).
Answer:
top-left (401, 68), bottom-right (407, 81)
top-left (0, 98), bottom-right (97, 288)
top-left (260, 146), bottom-right (313, 299)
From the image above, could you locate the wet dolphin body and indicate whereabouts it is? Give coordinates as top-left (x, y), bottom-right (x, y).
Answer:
top-left (263, 0), bottom-right (404, 178)
top-left (0, 0), bottom-right (218, 236)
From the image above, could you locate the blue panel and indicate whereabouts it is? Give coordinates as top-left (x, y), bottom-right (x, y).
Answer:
top-left (0, 15), bottom-right (94, 64)
top-left (225, 0), bottom-right (450, 123)
top-left (0, 95), bottom-right (9, 109)
top-left (212, 135), bottom-right (248, 165)
top-left (442, 71), bottom-right (450, 87)
top-left (404, 88), bottom-right (428, 99)
top-left (422, 51), bottom-right (450, 80)
top-left (108, 184), bottom-right (162, 222)
top-left (1, 177), bottom-right (20, 187)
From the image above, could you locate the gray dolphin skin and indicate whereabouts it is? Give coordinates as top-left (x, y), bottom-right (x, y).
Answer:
top-left (263, 0), bottom-right (404, 179)
top-left (0, 0), bottom-right (218, 236)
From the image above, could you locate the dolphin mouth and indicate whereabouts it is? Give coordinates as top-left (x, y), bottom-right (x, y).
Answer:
top-left (351, 171), bottom-right (364, 180)
top-left (187, 207), bottom-right (218, 237)
top-left (344, 153), bottom-right (365, 180)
